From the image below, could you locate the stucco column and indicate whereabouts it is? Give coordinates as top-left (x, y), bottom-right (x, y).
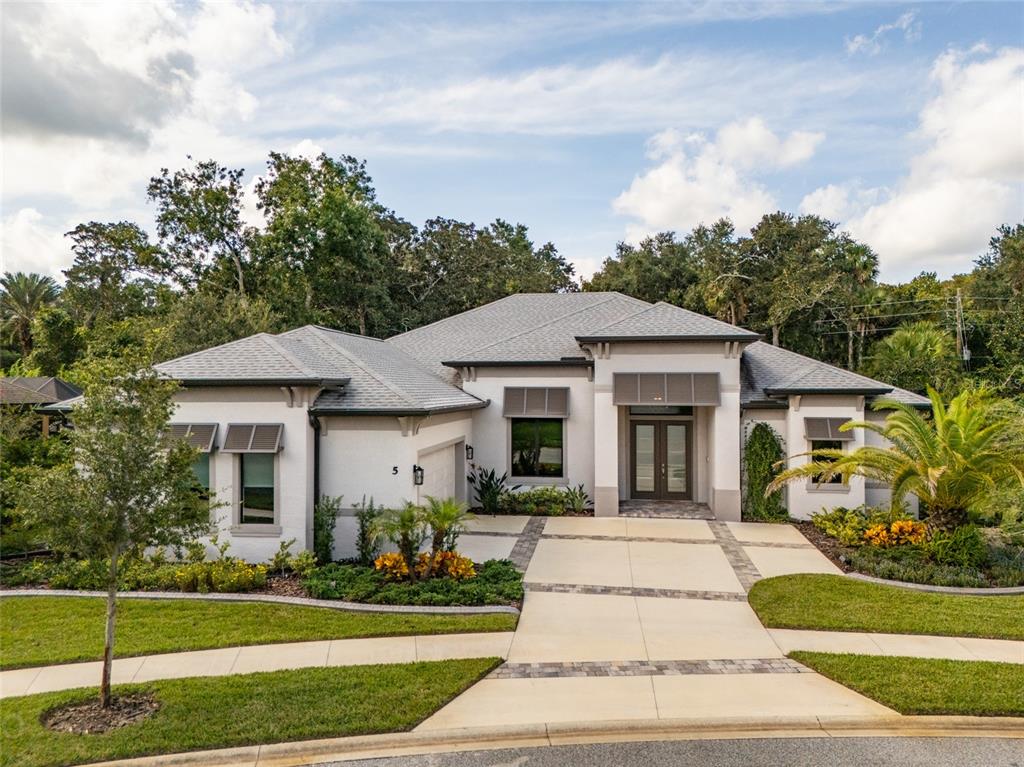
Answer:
top-left (711, 388), bottom-right (741, 521)
top-left (593, 387), bottom-right (619, 517)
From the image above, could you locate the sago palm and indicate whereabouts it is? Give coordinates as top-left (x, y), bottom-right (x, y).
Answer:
top-left (767, 387), bottom-right (1024, 531)
top-left (371, 503), bottom-right (428, 581)
top-left (0, 272), bottom-right (59, 357)
top-left (422, 496), bottom-right (473, 562)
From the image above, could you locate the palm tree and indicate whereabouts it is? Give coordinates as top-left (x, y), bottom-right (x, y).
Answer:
top-left (372, 503), bottom-right (428, 582)
top-left (422, 496), bottom-right (473, 571)
top-left (767, 387), bottom-right (1024, 531)
top-left (862, 321), bottom-right (959, 394)
top-left (0, 272), bottom-right (59, 358)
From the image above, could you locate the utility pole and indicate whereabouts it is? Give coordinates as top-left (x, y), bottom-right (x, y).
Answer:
top-left (954, 288), bottom-right (970, 370)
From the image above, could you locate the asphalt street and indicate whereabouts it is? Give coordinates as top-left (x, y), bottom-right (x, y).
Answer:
top-left (326, 737), bottom-right (1024, 767)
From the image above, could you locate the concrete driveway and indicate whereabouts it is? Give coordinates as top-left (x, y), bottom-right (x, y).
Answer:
top-left (418, 516), bottom-right (892, 730)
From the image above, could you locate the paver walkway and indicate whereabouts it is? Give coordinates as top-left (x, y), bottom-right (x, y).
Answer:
top-left (419, 516), bottom-right (976, 731)
top-left (0, 632), bottom-right (514, 699)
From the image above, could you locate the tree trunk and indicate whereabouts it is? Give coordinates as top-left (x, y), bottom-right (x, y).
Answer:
top-left (771, 325), bottom-right (780, 347)
top-left (847, 330), bottom-right (855, 371)
top-left (232, 255), bottom-right (246, 296)
top-left (358, 306), bottom-right (367, 336)
top-left (100, 547), bottom-right (120, 708)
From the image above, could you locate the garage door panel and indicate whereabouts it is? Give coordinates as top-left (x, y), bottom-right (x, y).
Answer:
top-left (418, 443), bottom-right (459, 502)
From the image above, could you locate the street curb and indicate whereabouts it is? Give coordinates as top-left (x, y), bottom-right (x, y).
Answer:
top-left (0, 588), bottom-right (520, 616)
top-left (85, 715), bottom-right (1024, 767)
top-left (846, 573), bottom-right (1024, 596)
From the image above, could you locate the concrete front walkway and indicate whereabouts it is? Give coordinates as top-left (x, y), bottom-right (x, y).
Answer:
top-left (416, 517), bottom-right (885, 731)
top-left (0, 632), bottom-right (514, 699)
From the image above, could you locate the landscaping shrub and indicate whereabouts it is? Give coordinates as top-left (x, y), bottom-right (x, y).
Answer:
top-left (927, 524), bottom-right (988, 569)
top-left (847, 546), bottom-right (990, 588)
top-left (354, 496), bottom-right (382, 567)
top-left (864, 519), bottom-right (927, 547)
top-left (810, 505), bottom-right (904, 546)
top-left (564, 484), bottom-right (591, 514)
top-left (304, 559), bottom-right (523, 606)
top-left (467, 467), bottom-right (518, 514)
top-left (498, 486), bottom-right (569, 515)
top-left (313, 495), bottom-right (343, 565)
top-left (743, 423), bottom-right (787, 521)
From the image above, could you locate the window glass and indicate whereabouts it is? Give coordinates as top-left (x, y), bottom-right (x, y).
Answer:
top-left (511, 418), bottom-right (564, 477)
top-left (240, 453), bottom-right (275, 523)
top-left (810, 439), bottom-right (844, 484)
top-left (192, 454), bottom-right (211, 502)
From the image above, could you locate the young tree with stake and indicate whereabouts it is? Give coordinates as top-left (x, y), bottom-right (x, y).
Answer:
top-left (18, 355), bottom-right (208, 708)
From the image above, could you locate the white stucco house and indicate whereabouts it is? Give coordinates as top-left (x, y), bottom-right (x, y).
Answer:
top-left (120, 293), bottom-right (927, 561)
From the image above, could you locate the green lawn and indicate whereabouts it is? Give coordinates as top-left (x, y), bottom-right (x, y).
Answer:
top-left (0, 658), bottom-right (498, 767)
top-left (0, 596), bottom-right (517, 670)
top-left (749, 574), bottom-right (1024, 640)
top-left (792, 652), bottom-right (1024, 716)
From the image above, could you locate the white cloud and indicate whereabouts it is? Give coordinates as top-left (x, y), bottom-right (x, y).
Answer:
top-left (846, 11), bottom-right (921, 56)
top-left (807, 47), bottom-right (1024, 277)
top-left (1, 209), bottom-right (71, 279)
top-left (798, 184), bottom-right (852, 221)
top-left (614, 119), bottom-right (823, 240)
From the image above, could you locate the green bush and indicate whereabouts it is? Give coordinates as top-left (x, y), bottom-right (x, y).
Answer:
top-left (313, 495), bottom-right (343, 565)
top-left (303, 559), bottom-right (523, 606)
top-left (811, 505), bottom-right (909, 546)
top-left (354, 496), bottom-right (381, 566)
top-left (927, 524), bottom-right (988, 569)
top-left (467, 467), bottom-right (518, 514)
top-left (743, 423), bottom-right (787, 522)
top-left (498, 486), bottom-right (569, 515)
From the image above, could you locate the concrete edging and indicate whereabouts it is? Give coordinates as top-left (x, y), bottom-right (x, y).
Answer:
top-left (846, 572), bottom-right (1024, 596)
top-left (84, 715), bottom-right (1024, 767)
top-left (0, 588), bottom-right (520, 615)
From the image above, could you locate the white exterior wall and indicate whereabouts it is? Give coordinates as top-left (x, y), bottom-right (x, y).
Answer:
top-left (781, 395), bottom-right (866, 520)
top-left (864, 410), bottom-right (920, 517)
top-left (463, 367), bottom-right (595, 492)
top-left (171, 386), bottom-right (316, 563)
top-left (319, 411), bottom-right (474, 560)
top-left (591, 341), bottom-right (745, 520)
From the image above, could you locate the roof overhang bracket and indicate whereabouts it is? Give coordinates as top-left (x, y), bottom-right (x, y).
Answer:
top-left (397, 415), bottom-right (426, 437)
top-left (280, 386), bottom-right (295, 408)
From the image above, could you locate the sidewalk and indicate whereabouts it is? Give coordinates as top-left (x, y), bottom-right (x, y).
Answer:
top-left (0, 631), bottom-right (514, 699)
top-left (770, 629), bottom-right (1024, 664)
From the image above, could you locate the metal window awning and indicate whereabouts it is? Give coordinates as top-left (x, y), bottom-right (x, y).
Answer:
top-left (804, 417), bottom-right (855, 441)
top-left (612, 373), bottom-right (720, 406)
top-left (503, 387), bottom-right (570, 417)
top-left (168, 423), bottom-right (218, 452)
top-left (221, 423), bottom-right (284, 453)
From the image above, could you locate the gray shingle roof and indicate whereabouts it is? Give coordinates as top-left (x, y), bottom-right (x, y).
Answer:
top-left (1, 376), bottom-right (81, 404)
top-left (388, 293), bottom-right (651, 378)
top-left (577, 301), bottom-right (760, 342)
top-left (278, 326), bottom-right (485, 414)
top-left (740, 341), bottom-right (930, 407)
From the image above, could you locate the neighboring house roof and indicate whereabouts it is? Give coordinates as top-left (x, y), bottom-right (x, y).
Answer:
top-left (0, 376), bottom-right (81, 405)
top-left (740, 342), bottom-right (931, 408)
top-left (576, 301), bottom-right (760, 343)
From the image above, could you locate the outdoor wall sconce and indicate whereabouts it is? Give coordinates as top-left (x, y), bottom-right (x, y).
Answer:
top-left (465, 444), bottom-right (474, 460)
top-left (413, 465), bottom-right (424, 485)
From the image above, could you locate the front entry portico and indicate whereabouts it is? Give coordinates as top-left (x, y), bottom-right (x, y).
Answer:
top-left (629, 415), bottom-right (693, 501)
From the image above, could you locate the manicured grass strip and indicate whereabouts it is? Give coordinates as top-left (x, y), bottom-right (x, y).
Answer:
top-left (748, 574), bottom-right (1024, 641)
top-left (791, 651), bottom-right (1024, 716)
top-left (0, 597), bottom-right (517, 670)
top-left (0, 658), bottom-right (498, 767)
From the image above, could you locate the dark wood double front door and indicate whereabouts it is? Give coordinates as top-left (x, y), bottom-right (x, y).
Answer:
top-left (630, 420), bottom-right (692, 500)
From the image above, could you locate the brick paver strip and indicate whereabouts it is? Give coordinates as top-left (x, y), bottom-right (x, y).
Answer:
top-left (709, 521), bottom-right (762, 591)
top-left (489, 658), bottom-right (810, 679)
top-left (618, 500), bottom-right (714, 520)
top-left (508, 517), bottom-right (547, 572)
top-left (524, 582), bottom-right (747, 602)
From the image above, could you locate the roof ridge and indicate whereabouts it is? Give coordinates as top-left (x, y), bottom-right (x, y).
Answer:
top-left (447, 294), bottom-right (632, 359)
top-left (599, 300), bottom-right (754, 334)
top-left (260, 334), bottom-right (322, 379)
top-left (387, 293), bottom-right (524, 341)
top-left (305, 326), bottom-right (419, 407)
top-left (154, 333), bottom-right (286, 368)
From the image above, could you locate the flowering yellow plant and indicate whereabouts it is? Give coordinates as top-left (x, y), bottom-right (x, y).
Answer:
top-left (374, 552), bottom-right (409, 580)
top-left (864, 519), bottom-right (926, 547)
top-left (374, 550), bottom-right (476, 581)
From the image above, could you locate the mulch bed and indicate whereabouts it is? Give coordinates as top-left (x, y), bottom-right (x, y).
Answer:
top-left (792, 520), bottom-right (854, 572)
top-left (42, 692), bottom-right (159, 734)
top-left (258, 574), bottom-right (308, 598)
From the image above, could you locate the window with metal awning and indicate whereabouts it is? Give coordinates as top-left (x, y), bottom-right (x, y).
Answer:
top-left (167, 423), bottom-right (218, 452)
top-left (803, 417), bottom-right (855, 441)
top-left (612, 373), bottom-right (720, 406)
top-left (221, 424), bottom-right (284, 453)
top-left (502, 387), bottom-right (570, 417)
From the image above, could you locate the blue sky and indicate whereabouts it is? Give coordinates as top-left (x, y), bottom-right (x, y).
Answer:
top-left (3, 1), bottom-right (1022, 283)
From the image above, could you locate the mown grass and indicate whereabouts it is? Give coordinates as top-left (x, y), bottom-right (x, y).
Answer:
top-left (748, 574), bottom-right (1024, 640)
top-left (791, 652), bottom-right (1024, 716)
top-left (0, 658), bottom-right (498, 767)
top-left (0, 596), bottom-right (516, 670)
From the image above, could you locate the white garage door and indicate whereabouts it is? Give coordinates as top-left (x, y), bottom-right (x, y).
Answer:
top-left (418, 442), bottom-right (460, 502)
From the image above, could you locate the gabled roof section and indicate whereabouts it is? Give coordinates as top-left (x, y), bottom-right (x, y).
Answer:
top-left (576, 301), bottom-right (761, 343)
top-left (740, 341), bottom-right (930, 408)
top-left (387, 292), bottom-right (651, 379)
top-left (1, 376), bottom-right (81, 404)
top-left (279, 326), bottom-right (485, 415)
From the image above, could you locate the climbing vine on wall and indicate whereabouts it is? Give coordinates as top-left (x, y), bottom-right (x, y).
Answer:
top-left (743, 422), bottom-right (787, 521)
